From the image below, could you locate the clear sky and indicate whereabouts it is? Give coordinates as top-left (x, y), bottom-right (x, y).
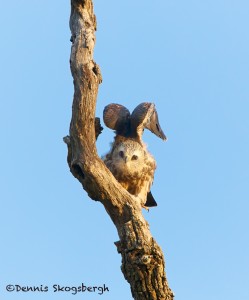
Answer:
top-left (1, 1), bottom-right (249, 299)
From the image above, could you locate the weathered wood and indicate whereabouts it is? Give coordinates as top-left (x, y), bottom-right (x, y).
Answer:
top-left (64, 1), bottom-right (174, 299)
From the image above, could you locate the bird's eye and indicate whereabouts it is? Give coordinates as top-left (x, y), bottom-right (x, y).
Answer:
top-left (119, 151), bottom-right (124, 158)
top-left (131, 155), bottom-right (138, 160)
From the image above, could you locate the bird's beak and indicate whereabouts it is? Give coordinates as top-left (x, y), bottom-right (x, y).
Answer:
top-left (124, 156), bottom-right (128, 163)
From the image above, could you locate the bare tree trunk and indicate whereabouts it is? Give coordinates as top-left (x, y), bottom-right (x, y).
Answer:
top-left (64, 1), bottom-right (174, 299)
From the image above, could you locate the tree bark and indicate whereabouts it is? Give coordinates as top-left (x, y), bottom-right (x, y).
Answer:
top-left (64, 1), bottom-right (174, 299)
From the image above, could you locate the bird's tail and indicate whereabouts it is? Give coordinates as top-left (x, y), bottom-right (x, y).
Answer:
top-left (144, 191), bottom-right (157, 207)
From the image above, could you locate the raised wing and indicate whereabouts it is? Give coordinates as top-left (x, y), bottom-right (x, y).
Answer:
top-left (130, 102), bottom-right (167, 141)
top-left (103, 103), bottom-right (130, 135)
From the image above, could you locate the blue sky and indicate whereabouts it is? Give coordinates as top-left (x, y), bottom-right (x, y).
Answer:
top-left (0, 1), bottom-right (249, 299)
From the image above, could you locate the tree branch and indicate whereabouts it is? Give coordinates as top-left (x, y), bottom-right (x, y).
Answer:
top-left (64, 1), bottom-right (174, 299)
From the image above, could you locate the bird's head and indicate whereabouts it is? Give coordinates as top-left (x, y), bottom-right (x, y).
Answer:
top-left (112, 140), bottom-right (145, 173)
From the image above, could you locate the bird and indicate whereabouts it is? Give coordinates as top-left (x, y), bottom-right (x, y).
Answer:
top-left (103, 102), bottom-right (166, 208)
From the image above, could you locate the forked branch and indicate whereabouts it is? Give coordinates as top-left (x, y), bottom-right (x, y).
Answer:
top-left (64, 1), bottom-right (173, 299)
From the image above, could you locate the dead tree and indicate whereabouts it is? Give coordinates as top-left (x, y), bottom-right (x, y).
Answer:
top-left (64, 1), bottom-right (174, 299)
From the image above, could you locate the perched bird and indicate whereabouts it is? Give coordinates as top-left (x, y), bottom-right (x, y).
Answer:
top-left (103, 102), bottom-right (166, 208)
top-left (104, 138), bottom-right (156, 207)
